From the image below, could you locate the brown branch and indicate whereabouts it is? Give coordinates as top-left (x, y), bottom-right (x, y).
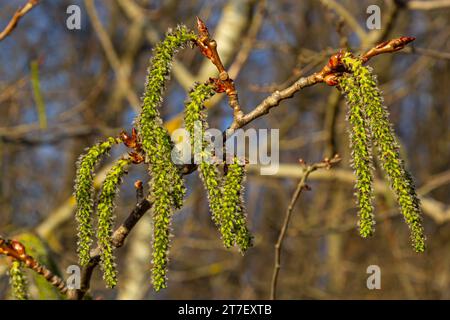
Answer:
top-left (0, 235), bottom-right (68, 295)
top-left (361, 36), bottom-right (416, 63)
top-left (229, 36), bottom-right (416, 131)
top-left (0, 0), bottom-right (39, 42)
top-left (270, 155), bottom-right (341, 300)
top-left (405, 46), bottom-right (450, 61)
top-left (195, 17), bottom-right (244, 121)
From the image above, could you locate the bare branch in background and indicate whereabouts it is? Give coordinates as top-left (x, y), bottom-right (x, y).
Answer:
top-left (0, 0), bottom-right (39, 42)
top-left (270, 155), bottom-right (341, 300)
top-left (407, 0), bottom-right (450, 10)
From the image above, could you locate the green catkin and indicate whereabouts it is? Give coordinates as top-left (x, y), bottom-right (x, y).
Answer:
top-left (184, 83), bottom-right (231, 245)
top-left (151, 176), bottom-right (173, 291)
top-left (223, 157), bottom-right (253, 253)
top-left (96, 157), bottom-right (131, 288)
top-left (183, 84), bottom-right (223, 224)
top-left (138, 24), bottom-right (195, 208)
top-left (9, 261), bottom-right (28, 300)
top-left (75, 137), bottom-right (120, 266)
top-left (184, 83), bottom-right (253, 250)
top-left (342, 53), bottom-right (425, 252)
top-left (339, 75), bottom-right (375, 237)
top-left (137, 25), bottom-right (196, 291)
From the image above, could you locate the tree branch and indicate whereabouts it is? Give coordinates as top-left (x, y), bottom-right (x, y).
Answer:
top-left (0, 235), bottom-right (68, 295)
top-left (67, 198), bottom-right (152, 300)
top-left (270, 155), bottom-right (341, 300)
top-left (0, 0), bottom-right (39, 42)
top-left (319, 0), bottom-right (367, 41)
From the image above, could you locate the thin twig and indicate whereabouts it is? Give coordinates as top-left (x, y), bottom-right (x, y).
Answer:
top-left (0, 0), bottom-right (39, 42)
top-left (229, 36), bottom-right (416, 131)
top-left (406, 46), bottom-right (450, 60)
top-left (135, 180), bottom-right (144, 204)
top-left (227, 0), bottom-right (267, 79)
top-left (270, 155), bottom-right (341, 300)
top-left (84, 0), bottom-right (141, 111)
top-left (196, 17), bottom-right (245, 120)
top-left (407, 0), bottom-right (450, 10)
top-left (319, 0), bottom-right (366, 40)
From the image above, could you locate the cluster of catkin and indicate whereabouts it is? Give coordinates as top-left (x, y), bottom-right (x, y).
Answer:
top-left (339, 53), bottom-right (425, 252)
top-left (74, 25), bottom-right (253, 292)
top-left (184, 83), bottom-right (253, 253)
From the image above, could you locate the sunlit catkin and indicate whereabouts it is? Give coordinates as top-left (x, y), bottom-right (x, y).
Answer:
top-left (184, 83), bottom-right (252, 251)
top-left (136, 25), bottom-right (196, 291)
top-left (74, 137), bottom-right (120, 266)
top-left (138, 25), bottom-right (195, 208)
top-left (342, 53), bottom-right (425, 252)
top-left (184, 83), bottom-right (230, 242)
top-left (97, 157), bottom-right (131, 288)
top-left (223, 157), bottom-right (253, 252)
top-left (184, 84), bottom-right (223, 221)
top-left (339, 74), bottom-right (375, 238)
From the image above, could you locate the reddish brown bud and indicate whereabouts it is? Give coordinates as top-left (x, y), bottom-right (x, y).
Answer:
top-left (327, 50), bottom-right (344, 70)
top-left (196, 16), bottom-right (209, 38)
top-left (324, 74), bottom-right (339, 86)
top-left (120, 128), bottom-right (141, 151)
top-left (119, 130), bottom-right (128, 140)
top-left (394, 36), bottom-right (415, 49)
top-left (209, 78), bottom-right (227, 93)
top-left (134, 180), bottom-right (143, 190)
top-left (364, 36), bottom-right (416, 62)
top-left (10, 240), bottom-right (26, 256)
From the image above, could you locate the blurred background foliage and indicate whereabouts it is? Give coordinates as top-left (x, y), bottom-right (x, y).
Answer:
top-left (0, 0), bottom-right (449, 299)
